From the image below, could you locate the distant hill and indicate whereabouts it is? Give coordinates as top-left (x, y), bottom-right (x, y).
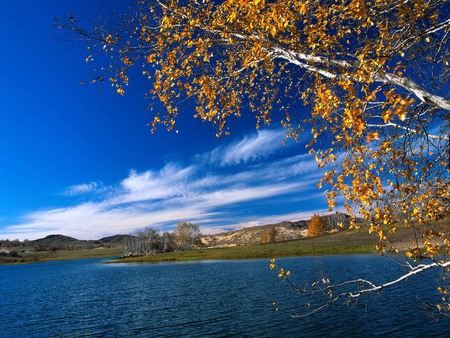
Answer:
top-left (29, 234), bottom-right (97, 250)
top-left (201, 213), bottom-right (356, 247)
top-left (201, 221), bottom-right (307, 247)
top-left (30, 234), bottom-right (81, 245)
top-left (98, 235), bottom-right (134, 246)
top-left (27, 234), bottom-right (132, 251)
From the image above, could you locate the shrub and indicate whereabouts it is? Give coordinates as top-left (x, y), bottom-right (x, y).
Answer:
top-left (9, 250), bottom-right (20, 258)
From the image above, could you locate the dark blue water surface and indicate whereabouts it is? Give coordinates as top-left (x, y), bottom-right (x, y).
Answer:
top-left (1, 255), bottom-right (450, 337)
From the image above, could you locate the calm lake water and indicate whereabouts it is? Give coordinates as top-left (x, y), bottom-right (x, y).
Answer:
top-left (1, 255), bottom-right (450, 337)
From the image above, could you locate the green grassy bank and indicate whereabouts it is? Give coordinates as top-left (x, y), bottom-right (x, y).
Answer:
top-left (0, 247), bottom-right (122, 265)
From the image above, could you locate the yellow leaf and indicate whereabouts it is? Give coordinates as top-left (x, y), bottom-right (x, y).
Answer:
top-left (366, 132), bottom-right (379, 142)
top-left (146, 54), bottom-right (156, 63)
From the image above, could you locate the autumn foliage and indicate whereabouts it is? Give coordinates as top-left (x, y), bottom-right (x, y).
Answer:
top-left (307, 214), bottom-right (325, 237)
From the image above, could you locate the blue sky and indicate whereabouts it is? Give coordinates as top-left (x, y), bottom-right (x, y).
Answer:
top-left (0, 1), bottom-right (330, 240)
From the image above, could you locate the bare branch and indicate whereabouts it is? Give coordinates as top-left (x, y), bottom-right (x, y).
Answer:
top-left (348, 260), bottom-right (450, 298)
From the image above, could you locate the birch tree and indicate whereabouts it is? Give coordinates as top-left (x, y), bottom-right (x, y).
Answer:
top-left (175, 222), bottom-right (201, 249)
top-left (161, 231), bottom-right (176, 252)
top-left (59, 0), bottom-right (449, 315)
top-left (142, 227), bottom-right (160, 254)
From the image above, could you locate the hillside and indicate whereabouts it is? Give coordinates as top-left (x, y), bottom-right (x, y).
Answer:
top-left (201, 221), bottom-right (307, 247)
top-left (26, 234), bottom-right (132, 251)
top-left (29, 234), bottom-right (93, 249)
top-left (201, 213), bottom-right (354, 247)
top-left (98, 235), bottom-right (134, 246)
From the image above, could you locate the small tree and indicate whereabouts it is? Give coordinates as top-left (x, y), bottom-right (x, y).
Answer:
top-left (8, 250), bottom-right (20, 258)
top-left (261, 225), bottom-right (277, 244)
top-left (307, 214), bottom-right (325, 237)
top-left (175, 222), bottom-right (201, 250)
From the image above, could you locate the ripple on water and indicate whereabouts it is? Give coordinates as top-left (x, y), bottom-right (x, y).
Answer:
top-left (1, 256), bottom-right (450, 337)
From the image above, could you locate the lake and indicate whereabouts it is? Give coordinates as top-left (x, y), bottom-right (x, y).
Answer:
top-left (1, 255), bottom-right (450, 337)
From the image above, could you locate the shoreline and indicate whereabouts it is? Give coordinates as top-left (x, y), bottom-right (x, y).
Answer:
top-left (1, 226), bottom-right (414, 265)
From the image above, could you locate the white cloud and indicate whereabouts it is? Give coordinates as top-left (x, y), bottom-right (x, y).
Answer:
top-left (113, 164), bottom-right (196, 204)
top-left (63, 181), bottom-right (104, 196)
top-left (199, 182), bottom-right (304, 209)
top-left (0, 130), bottom-right (327, 241)
top-left (222, 129), bottom-right (285, 164)
top-left (203, 129), bottom-right (288, 166)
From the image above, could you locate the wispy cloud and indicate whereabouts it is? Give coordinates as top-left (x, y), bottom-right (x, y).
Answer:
top-left (63, 181), bottom-right (104, 196)
top-left (114, 164), bottom-right (196, 204)
top-left (201, 129), bottom-right (289, 166)
top-left (1, 129), bottom-right (329, 240)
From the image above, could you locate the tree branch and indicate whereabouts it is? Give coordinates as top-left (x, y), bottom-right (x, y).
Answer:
top-left (374, 72), bottom-right (450, 110)
top-left (348, 260), bottom-right (450, 298)
top-left (224, 29), bottom-right (450, 111)
top-left (367, 122), bottom-right (446, 140)
top-left (275, 258), bottom-right (450, 317)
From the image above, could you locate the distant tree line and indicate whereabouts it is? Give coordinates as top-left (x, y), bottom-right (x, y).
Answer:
top-left (0, 239), bottom-right (97, 252)
top-left (0, 239), bottom-right (22, 248)
top-left (123, 222), bottom-right (202, 257)
top-left (0, 222), bottom-right (202, 257)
